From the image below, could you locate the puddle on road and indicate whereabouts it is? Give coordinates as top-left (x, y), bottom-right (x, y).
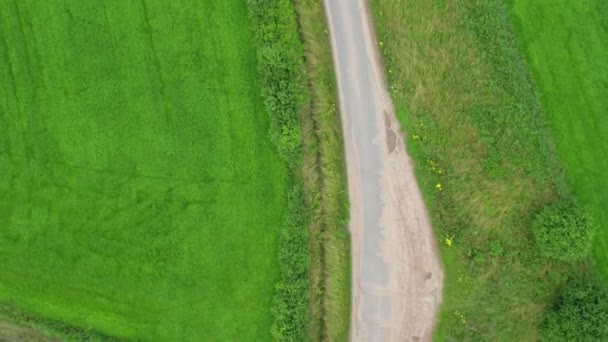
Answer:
top-left (384, 111), bottom-right (397, 152)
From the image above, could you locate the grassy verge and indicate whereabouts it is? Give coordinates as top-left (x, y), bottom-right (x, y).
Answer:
top-left (370, 0), bottom-right (584, 339)
top-left (509, 0), bottom-right (608, 275)
top-left (295, 0), bottom-right (351, 340)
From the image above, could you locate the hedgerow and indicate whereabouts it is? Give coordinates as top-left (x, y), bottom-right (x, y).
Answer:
top-left (271, 186), bottom-right (310, 341)
top-left (247, 1), bottom-right (311, 340)
top-left (247, 0), bottom-right (306, 166)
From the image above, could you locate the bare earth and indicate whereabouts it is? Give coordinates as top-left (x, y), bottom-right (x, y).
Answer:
top-left (0, 321), bottom-right (54, 342)
top-left (323, 0), bottom-right (444, 341)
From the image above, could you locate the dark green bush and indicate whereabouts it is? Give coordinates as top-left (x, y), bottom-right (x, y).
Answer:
top-left (271, 186), bottom-right (309, 341)
top-left (532, 200), bottom-right (593, 261)
top-left (542, 277), bottom-right (608, 341)
top-left (247, 1), bottom-right (311, 340)
top-left (247, 0), bottom-right (305, 166)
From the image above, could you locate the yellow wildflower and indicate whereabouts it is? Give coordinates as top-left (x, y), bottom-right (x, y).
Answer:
top-left (445, 235), bottom-right (453, 247)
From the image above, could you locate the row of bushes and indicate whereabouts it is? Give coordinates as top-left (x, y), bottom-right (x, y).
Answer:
top-left (247, 0), bottom-right (306, 166)
top-left (246, 1), bottom-right (310, 340)
top-left (271, 187), bottom-right (310, 340)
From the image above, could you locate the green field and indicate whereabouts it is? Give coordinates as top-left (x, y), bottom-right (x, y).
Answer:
top-left (371, 0), bottom-right (585, 339)
top-left (510, 0), bottom-right (608, 273)
top-left (0, 0), bottom-right (288, 340)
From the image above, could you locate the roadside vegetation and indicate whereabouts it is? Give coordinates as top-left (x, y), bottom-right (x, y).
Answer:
top-left (369, 0), bottom-right (598, 339)
top-left (245, 0), bottom-right (351, 341)
top-left (294, 0), bottom-right (351, 340)
top-left (1, 1), bottom-right (288, 340)
top-left (247, 0), bottom-right (309, 339)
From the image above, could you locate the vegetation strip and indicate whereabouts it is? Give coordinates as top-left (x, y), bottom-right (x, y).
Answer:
top-left (246, 0), bottom-right (309, 339)
top-left (249, 0), bottom-right (351, 340)
top-left (369, 0), bottom-right (604, 339)
top-left (294, 0), bottom-right (351, 340)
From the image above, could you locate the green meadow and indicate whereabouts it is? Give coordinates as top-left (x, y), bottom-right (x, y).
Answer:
top-left (0, 0), bottom-right (288, 340)
top-left (371, 0), bottom-right (586, 339)
top-left (373, 0), bottom-right (608, 339)
top-left (510, 0), bottom-right (608, 273)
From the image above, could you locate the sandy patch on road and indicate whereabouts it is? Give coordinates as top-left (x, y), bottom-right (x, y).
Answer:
top-left (382, 111), bottom-right (443, 341)
top-left (349, 99), bottom-right (444, 342)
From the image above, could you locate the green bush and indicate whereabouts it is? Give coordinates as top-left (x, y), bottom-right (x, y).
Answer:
top-left (532, 201), bottom-right (593, 261)
top-left (247, 1), bottom-right (311, 340)
top-left (542, 277), bottom-right (608, 341)
top-left (271, 186), bottom-right (309, 341)
top-left (247, 0), bottom-right (305, 166)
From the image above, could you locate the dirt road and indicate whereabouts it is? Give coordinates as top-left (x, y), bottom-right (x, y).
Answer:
top-left (322, 0), bottom-right (444, 340)
top-left (0, 321), bottom-right (53, 341)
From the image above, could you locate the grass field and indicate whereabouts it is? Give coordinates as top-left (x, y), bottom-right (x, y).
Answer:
top-left (371, 0), bottom-right (584, 339)
top-left (0, 1), bottom-right (288, 340)
top-left (509, 0), bottom-right (608, 274)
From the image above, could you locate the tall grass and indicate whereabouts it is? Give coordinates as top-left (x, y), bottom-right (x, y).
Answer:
top-left (370, 0), bottom-right (584, 339)
top-left (295, 0), bottom-right (351, 340)
top-left (247, 0), bottom-right (350, 340)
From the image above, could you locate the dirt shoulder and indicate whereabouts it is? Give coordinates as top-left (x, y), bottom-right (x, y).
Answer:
top-left (0, 321), bottom-right (54, 342)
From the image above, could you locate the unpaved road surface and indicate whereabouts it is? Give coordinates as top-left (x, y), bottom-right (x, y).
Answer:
top-left (0, 321), bottom-right (54, 342)
top-left (323, 0), bottom-right (444, 341)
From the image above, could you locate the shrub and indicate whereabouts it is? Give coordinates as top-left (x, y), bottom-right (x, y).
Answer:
top-left (542, 277), bottom-right (608, 341)
top-left (532, 200), bottom-right (593, 261)
top-left (247, 1), bottom-right (311, 340)
top-left (271, 186), bottom-right (309, 341)
top-left (247, 0), bottom-right (305, 166)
